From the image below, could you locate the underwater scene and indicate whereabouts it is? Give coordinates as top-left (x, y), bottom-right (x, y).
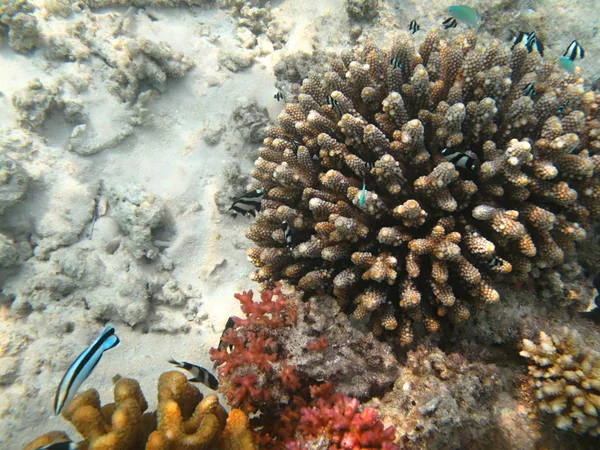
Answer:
top-left (1, 0), bottom-right (600, 448)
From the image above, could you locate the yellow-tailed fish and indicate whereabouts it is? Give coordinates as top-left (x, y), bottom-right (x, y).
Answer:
top-left (448, 5), bottom-right (479, 29)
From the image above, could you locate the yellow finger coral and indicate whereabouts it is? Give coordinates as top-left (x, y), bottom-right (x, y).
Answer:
top-left (24, 371), bottom-right (257, 450)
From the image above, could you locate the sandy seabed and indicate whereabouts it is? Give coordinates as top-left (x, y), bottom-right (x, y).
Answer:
top-left (0, 0), bottom-right (599, 448)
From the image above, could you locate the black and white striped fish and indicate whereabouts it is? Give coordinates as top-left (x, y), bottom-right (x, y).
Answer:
top-left (169, 358), bottom-right (219, 390)
top-left (522, 83), bottom-right (536, 98)
top-left (284, 137), bottom-right (302, 150)
top-left (326, 95), bottom-right (339, 107)
top-left (54, 325), bottom-right (120, 415)
top-left (512, 31), bottom-right (544, 56)
top-left (274, 91), bottom-right (284, 101)
top-left (228, 189), bottom-right (264, 218)
top-left (217, 316), bottom-right (235, 352)
top-left (409, 20), bottom-right (420, 34)
top-left (390, 58), bottom-right (403, 70)
top-left (282, 220), bottom-right (293, 251)
top-left (34, 441), bottom-right (79, 450)
top-left (441, 148), bottom-right (479, 173)
top-left (365, 162), bottom-right (375, 170)
top-left (563, 40), bottom-right (584, 61)
top-left (442, 17), bottom-right (457, 29)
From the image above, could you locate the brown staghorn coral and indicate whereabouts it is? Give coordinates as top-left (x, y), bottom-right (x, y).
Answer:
top-left (24, 371), bottom-right (257, 450)
top-left (520, 327), bottom-right (600, 436)
top-left (245, 30), bottom-right (600, 344)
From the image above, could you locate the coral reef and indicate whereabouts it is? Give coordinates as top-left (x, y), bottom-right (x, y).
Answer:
top-left (345, 0), bottom-right (380, 22)
top-left (211, 283), bottom-right (398, 408)
top-left (521, 327), bottom-right (600, 436)
top-left (260, 381), bottom-right (398, 449)
top-left (246, 31), bottom-right (600, 344)
top-left (24, 371), bottom-right (257, 450)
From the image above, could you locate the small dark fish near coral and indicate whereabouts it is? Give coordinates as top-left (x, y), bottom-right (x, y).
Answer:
top-left (564, 40), bottom-right (585, 60)
top-left (34, 441), bottom-right (79, 450)
top-left (228, 188), bottom-right (264, 218)
top-left (54, 325), bottom-right (120, 415)
top-left (218, 316), bottom-right (235, 352)
top-left (326, 95), bottom-right (339, 107)
top-left (281, 220), bottom-right (294, 251)
top-left (512, 31), bottom-right (544, 56)
top-left (284, 137), bottom-right (302, 150)
top-left (442, 17), bottom-right (457, 29)
top-left (274, 91), bottom-right (284, 101)
top-left (169, 358), bottom-right (219, 390)
top-left (487, 257), bottom-right (503, 268)
top-left (409, 20), bottom-right (420, 34)
top-left (441, 148), bottom-right (478, 173)
top-left (522, 83), bottom-right (536, 98)
top-left (557, 103), bottom-right (567, 114)
top-left (390, 57), bottom-right (403, 69)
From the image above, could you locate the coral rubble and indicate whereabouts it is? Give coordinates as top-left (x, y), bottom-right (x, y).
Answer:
top-left (24, 371), bottom-right (257, 450)
top-left (521, 327), bottom-right (600, 436)
top-left (246, 30), bottom-right (600, 343)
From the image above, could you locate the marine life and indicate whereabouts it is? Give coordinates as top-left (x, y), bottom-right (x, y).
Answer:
top-left (409, 20), bottom-right (420, 34)
top-left (54, 325), bottom-right (120, 415)
top-left (564, 40), bottom-right (585, 60)
top-left (274, 91), bottom-right (284, 101)
top-left (512, 31), bottom-right (544, 56)
top-left (442, 17), bottom-right (457, 29)
top-left (557, 103), bottom-right (567, 114)
top-left (440, 147), bottom-right (478, 173)
top-left (522, 82), bottom-right (536, 98)
top-left (281, 220), bottom-right (293, 251)
top-left (34, 442), bottom-right (79, 450)
top-left (390, 57), bottom-right (403, 69)
top-left (228, 188), bottom-right (264, 217)
top-left (447, 5), bottom-right (479, 28)
top-left (168, 358), bottom-right (219, 390)
top-left (218, 316), bottom-right (235, 352)
top-left (284, 137), bottom-right (302, 150)
top-left (559, 56), bottom-right (576, 75)
top-left (326, 95), bottom-right (339, 107)
top-left (359, 178), bottom-right (366, 206)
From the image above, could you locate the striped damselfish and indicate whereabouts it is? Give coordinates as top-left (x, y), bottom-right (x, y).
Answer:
top-left (169, 358), bottom-right (219, 390)
top-left (448, 5), bottom-right (479, 29)
top-left (54, 325), bottom-right (120, 415)
top-left (34, 441), bottom-right (79, 450)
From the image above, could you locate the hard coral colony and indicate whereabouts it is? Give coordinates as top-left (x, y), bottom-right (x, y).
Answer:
top-left (247, 29), bottom-right (600, 345)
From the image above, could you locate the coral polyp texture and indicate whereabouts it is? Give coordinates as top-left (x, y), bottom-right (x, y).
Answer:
top-left (246, 30), bottom-right (600, 344)
top-left (520, 327), bottom-right (600, 436)
top-left (24, 371), bottom-right (257, 450)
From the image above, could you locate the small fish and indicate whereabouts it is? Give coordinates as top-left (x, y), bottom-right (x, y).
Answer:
top-left (326, 95), bottom-right (339, 107)
top-left (390, 58), bottom-right (403, 70)
top-left (274, 91), bottom-right (284, 101)
top-left (359, 179), bottom-right (366, 207)
top-left (169, 358), bottom-right (219, 390)
top-left (365, 162), bottom-right (375, 170)
top-left (217, 317), bottom-right (235, 352)
top-left (559, 56), bottom-right (576, 75)
top-left (487, 257), bottom-right (502, 268)
top-left (557, 103), bottom-right (567, 114)
top-left (447, 5), bottom-right (479, 28)
top-left (442, 17), bottom-right (457, 29)
top-left (284, 137), bottom-right (302, 150)
top-left (281, 220), bottom-right (293, 251)
top-left (563, 40), bottom-right (584, 61)
top-left (228, 189), bottom-right (264, 218)
top-left (34, 442), bottom-right (79, 450)
top-left (522, 83), bottom-right (536, 98)
top-left (409, 20), bottom-right (420, 34)
top-left (512, 31), bottom-right (544, 56)
top-left (54, 325), bottom-right (120, 415)
top-left (441, 148), bottom-right (478, 173)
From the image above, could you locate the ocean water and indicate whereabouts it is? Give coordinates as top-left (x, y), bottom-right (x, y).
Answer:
top-left (1, 0), bottom-right (600, 449)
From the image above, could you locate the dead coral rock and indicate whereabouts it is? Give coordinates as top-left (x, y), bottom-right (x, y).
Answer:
top-left (0, 154), bottom-right (29, 215)
top-left (369, 345), bottom-right (503, 450)
top-left (232, 97), bottom-right (271, 144)
top-left (345, 0), bottom-right (380, 22)
top-left (283, 293), bottom-right (399, 399)
top-left (0, 0), bottom-right (39, 53)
